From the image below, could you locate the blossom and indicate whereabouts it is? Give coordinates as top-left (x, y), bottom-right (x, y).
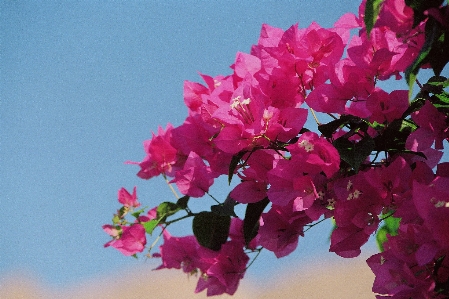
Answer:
top-left (230, 150), bottom-right (278, 204)
top-left (330, 173), bottom-right (383, 257)
top-left (258, 202), bottom-right (313, 258)
top-left (171, 152), bottom-right (216, 198)
top-left (117, 186), bottom-right (139, 208)
top-left (103, 224), bottom-right (146, 256)
top-left (155, 230), bottom-right (206, 274)
top-left (366, 89), bottom-right (409, 124)
top-left (195, 241), bottom-right (249, 296)
top-left (134, 124), bottom-right (180, 179)
top-left (287, 131), bottom-right (341, 177)
top-left (367, 250), bottom-right (436, 298)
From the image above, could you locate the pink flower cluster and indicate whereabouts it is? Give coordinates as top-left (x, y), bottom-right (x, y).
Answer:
top-left (154, 218), bottom-right (253, 296)
top-left (104, 0), bottom-right (449, 297)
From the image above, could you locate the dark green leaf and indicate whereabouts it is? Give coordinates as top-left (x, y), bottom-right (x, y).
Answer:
top-left (228, 151), bottom-right (246, 185)
top-left (334, 136), bottom-right (375, 172)
top-left (364, 0), bottom-right (385, 36)
top-left (176, 195), bottom-right (190, 210)
top-left (192, 211), bottom-right (231, 251)
top-left (405, 0), bottom-right (444, 27)
top-left (243, 197), bottom-right (270, 246)
top-left (211, 194), bottom-right (237, 217)
top-left (118, 206), bottom-right (129, 218)
top-left (143, 219), bottom-right (160, 235)
top-left (427, 76), bottom-right (448, 87)
top-left (400, 150), bottom-right (427, 159)
top-left (318, 115), bottom-right (359, 138)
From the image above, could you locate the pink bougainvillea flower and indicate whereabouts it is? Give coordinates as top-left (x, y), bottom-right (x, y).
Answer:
top-left (103, 224), bottom-right (146, 256)
top-left (366, 89), bottom-right (409, 124)
top-left (330, 173), bottom-right (383, 257)
top-left (171, 115), bottom-right (217, 159)
top-left (287, 131), bottom-right (341, 177)
top-left (306, 58), bottom-right (374, 114)
top-left (367, 250), bottom-right (436, 298)
top-left (256, 23), bottom-right (285, 48)
top-left (228, 217), bottom-right (259, 249)
top-left (230, 150), bottom-right (279, 204)
top-left (329, 223), bottom-right (372, 258)
top-left (117, 186), bottom-right (139, 208)
top-left (155, 230), bottom-right (207, 274)
top-left (133, 124), bottom-right (180, 180)
top-left (230, 180), bottom-right (267, 204)
top-left (258, 203), bottom-right (313, 258)
top-left (363, 156), bottom-right (412, 207)
top-left (385, 223), bottom-right (439, 267)
top-left (407, 101), bottom-right (449, 151)
top-left (213, 124), bottom-right (253, 154)
top-left (232, 52), bottom-right (262, 84)
top-left (171, 151), bottom-right (216, 197)
top-left (267, 158), bottom-right (306, 207)
top-left (102, 224), bottom-right (120, 239)
top-left (183, 80), bottom-right (209, 113)
top-left (195, 241), bottom-right (249, 296)
top-left (413, 177), bottom-right (449, 249)
top-left (374, 0), bottom-right (414, 34)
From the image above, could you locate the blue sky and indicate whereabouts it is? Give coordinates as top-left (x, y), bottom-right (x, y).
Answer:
top-left (0, 0), bottom-right (418, 289)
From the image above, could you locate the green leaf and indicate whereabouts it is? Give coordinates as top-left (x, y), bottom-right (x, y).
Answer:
top-left (333, 136), bottom-right (375, 172)
top-left (143, 219), bottom-right (160, 235)
top-left (131, 207), bottom-right (146, 218)
top-left (211, 194), bottom-right (237, 217)
top-left (228, 151), bottom-right (246, 185)
top-left (376, 216), bottom-right (401, 252)
top-left (375, 226), bottom-right (389, 252)
top-left (157, 202), bottom-right (181, 222)
top-left (364, 0), bottom-right (385, 36)
top-left (243, 197), bottom-right (270, 246)
top-left (112, 214), bottom-right (121, 225)
top-left (318, 115), bottom-right (358, 138)
top-left (118, 206), bottom-right (129, 218)
top-left (176, 195), bottom-right (190, 210)
top-left (426, 27), bottom-right (449, 78)
top-left (426, 76), bottom-right (448, 87)
top-left (436, 93), bottom-right (449, 104)
top-left (192, 211), bottom-right (231, 251)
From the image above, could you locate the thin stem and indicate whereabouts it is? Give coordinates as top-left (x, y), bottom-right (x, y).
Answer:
top-left (146, 226), bottom-right (166, 256)
top-left (327, 113), bottom-right (338, 120)
top-left (245, 247), bottom-right (263, 271)
top-left (206, 192), bottom-right (221, 204)
top-left (304, 218), bottom-right (327, 233)
top-left (163, 174), bottom-right (179, 199)
top-left (380, 210), bottom-right (396, 221)
top-left (309, 107), bottom-right (321, 125)
top-left (165, 212), bottom-right (196, 225)
top-left (416, 78), bottom-right (423, 89)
